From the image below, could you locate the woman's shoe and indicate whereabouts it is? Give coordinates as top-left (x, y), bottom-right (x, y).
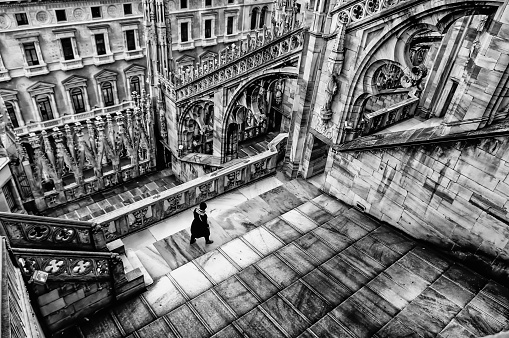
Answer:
top-left (190, 238), bottom-right (196, 244)
top-left (205, 240), bottom-right (214, 244)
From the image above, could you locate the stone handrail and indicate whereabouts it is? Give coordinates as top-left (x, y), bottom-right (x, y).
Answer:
top-left (0, 237), bottom-right (44, 338)
top-left (169, 27), bottom-right (305, 102)
top-left (362, 96), bottom-right (419, 135)
top-left (0, 212), bottom-right (105, 251)
top-left (12, 247), bottom-right (118, 283)
top-left (14, 101), bottom-right (134, 136)
top-left (94, 133), bottom-right (289, 242)
top-left (330, 0), bottom-right (418, 26)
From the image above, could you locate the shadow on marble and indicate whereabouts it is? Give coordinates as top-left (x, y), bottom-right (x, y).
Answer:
top-left (154, 230), bottom-right (206, 270)
top-left (135, 244), bottom-right (173, 279)
top-left (237, 176), bottom-right (284, 200)
top-left (122, 228), bottom-right (157, 251)
top-left (148, 210), bottom-right (195, 241)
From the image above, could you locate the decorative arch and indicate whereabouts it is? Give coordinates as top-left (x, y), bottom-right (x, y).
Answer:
top-left (177, 100), bottom-right (215, 155)
top-left (336, 0), bottom-right (502, 139)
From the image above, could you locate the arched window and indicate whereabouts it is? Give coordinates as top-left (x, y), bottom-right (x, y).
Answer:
top-left (250, 8), bottom-right (258, 30)
top-left (130, 76), bottom-right (141, 96)
top-left (5, 102), bottom-right (19, 128)
top-left (259, 7), bottom-right (267, 28)
top-left (70, 88), bottom-right (86, 113)
top-left (36, 96), bottom-right (54, 121)
top-left (101, 82), bottom-right (114, 107)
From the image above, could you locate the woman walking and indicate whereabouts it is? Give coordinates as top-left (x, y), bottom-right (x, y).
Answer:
top-left (190, 202), bottom-right (214, 244)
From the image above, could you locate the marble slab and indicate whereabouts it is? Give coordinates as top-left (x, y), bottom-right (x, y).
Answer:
top-left (312, 227), bottom-right (353, 252)
top-left (398, 252), bottom-right (442, 283)
top-left (384, 263), bottom-right (430, 301)
top-left (170, 262), bottom-right (213, 299)
top-left (213, 206), bottom-right (257, 238)
top-left (136, 318), bottom-right (177, 338)
top-left (282, 178), bottom-right (322, 201)
top-left (237, 176), bottom-right (284, 200)
top-left (237, 265), bottom-right (279, 301)
top-left (149, 210), bottom-right (196, 241)
top-left (353, 286), bottom-right (399, 319)
top-left (234, 196), bottom-right (280, 226)
top-left (295, 233), bottom-right (336, 264)
top-left (80, 313), bottom-right (122, 338)
top-left (210, 325), bottom-right (244, 338)
top-left (280, 280), bottom-right (330, 322)
top-left (306, 174), bottom-right (325, 189)
top-left (257, 186), bottom-right (305, 214)
top-left (370, 225), bottom-right (416, 254)
top-left (166, 304), bottom-right (210, 338)
top-left (220, 238), bottom-right (262, 269)
top-left (311, 194), bottom-right (349, 216)
top-left (339, 246), bottom-right (385, 279)
top-left (112, 297), bottom-right (155, 335)
top-left (411, 246), bottom-right (451, 272)
top-left (353, 235), bottom-right (402, 267)
top-left (194, 250), bottom-right (239, 284)
top-left (343, 208), bottom-right (380, 232)
top-left (189, 290), bottom-right (236, 334)
top-left (256, 255), bottom-right (299, 289)
top-left (321, 255), bottom-right (371, 293)
top-left (331, 297), bottom-right (383, 338)
top-left (376, 318), bottom-right (422, 338)
top-left (452, 305), bottom-right (505, 337)
top-left (277, 243), bottom-right (317, 274)
top-left (143, 276), bottom-right (186, 317)
top-left (122, 228), bottom-right (157, 251)
top-left (242, 227), bottom-right (284, 256)
top-left (302, 268), bottom-right (351, 306)
top-left (280, 209), bottom-right (318, 233)
top-left (154, 230), bottom-right (206, 270)
top-left (264, 218), bottom-right (302, 244)
top-left (437, 319), bottom-right (477, 338)
top-left (214, 276), bottom-right (260, 316)
top-left (430, 275), bottom-right (475, 308)
top-left (235, 308), bottom-right (287, 338)
top-left (309, 314), bottom-right (355, 338)
top-left (443, 265), bottom-right (487, 294)
top-left (206, 190), bottom-right (248, 218)
top-left (367, 274), bottom-right (410, 310)
top-left (297, 201), bottom-right (334, 225)
top-left (481, 281), bottom-right (509, 310)
top-left (261, 295), bottom-right (309, 337)
top-left (469, 293), bottom-right (509, 326)
top-left (135, 244), bottom-right (173, 279)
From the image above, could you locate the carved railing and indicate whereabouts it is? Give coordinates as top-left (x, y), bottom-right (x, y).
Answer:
top-left (14, 101), bottom-right (134, 136)
top-left (330, 0), bottom-right (417, 25)
top-left (169, 27), bottom-right (305, 102)
top-left (12, 248), bottom-right (118, 283)
top-left (0, 212), bottom-right (106, 251)
top-left (0, 237), bottom-right (45, 338)
top-left (94, 133), bottom-right (289, 242)
top-left (361, 96), bottom-right (419, 135)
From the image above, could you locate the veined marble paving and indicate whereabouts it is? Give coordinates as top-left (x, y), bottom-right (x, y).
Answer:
top-left (70, 176), bottom-right (509, 338)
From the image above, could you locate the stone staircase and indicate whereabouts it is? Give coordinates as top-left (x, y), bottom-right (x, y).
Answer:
top-left (62, 177), bottom-right (509, 338)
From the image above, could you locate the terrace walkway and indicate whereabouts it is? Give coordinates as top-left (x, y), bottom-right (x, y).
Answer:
top-left (63, 175), bottom-right (509, 338)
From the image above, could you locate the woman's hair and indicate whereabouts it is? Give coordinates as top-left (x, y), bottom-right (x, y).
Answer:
top-left (199, 202), bottom-right (207, 210)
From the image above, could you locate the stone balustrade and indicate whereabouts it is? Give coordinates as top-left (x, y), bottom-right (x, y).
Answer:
top-left (14, 101), bottom-right (134, 136)
top-left (362, 96), bottom-right (419, 135)
top-left (161, 27), bottom-right (305, 102)
top-left (331, 0), bottom-right (417, 26)
top-left (0, 211), bottom-right (106, 251)
top-left (94, 133), bottom-right (288, 242)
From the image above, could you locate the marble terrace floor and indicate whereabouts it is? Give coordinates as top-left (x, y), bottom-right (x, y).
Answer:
top-left (65, 175), bottom-right (509, 338)
top-left (42, 169), bottom-right (178, 221)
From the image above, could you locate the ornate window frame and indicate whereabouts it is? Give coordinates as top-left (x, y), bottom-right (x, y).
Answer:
top-left (124, 64), bottom-right (146, 99)
top-left (0, 53), bottom-right (10, 82)
top-left (62, 75), bottom-right (90, 114)
top-left (53, 29), bottom-right (83, 71)
top-left (177, 15), bottom-right (194, 51)
top-left (224, 9), bottom-right (239, 41)
top-left (14, 33), bottom-right (49, 77)
top-left (26, 82), bottom-right (58, 122)
top-left (120, 21), bottom-right (143, 60)
top-left (88, 25), bottom-right (114, 65)
top-left (0, 89), bottom-right (24, 127)
top-left (94, 70), bottom-right (119, 107)
top-left (176, 55), bottom-right (196, 76)
top-left (201, 12), bottom-right (217, 46)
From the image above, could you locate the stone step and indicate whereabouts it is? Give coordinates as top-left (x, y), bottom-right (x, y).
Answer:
top-left (125, 248), bottom-right (153, 286)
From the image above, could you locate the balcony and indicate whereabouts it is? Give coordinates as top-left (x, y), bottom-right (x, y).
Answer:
top-left (176, 40), bottom-right (195, 51)
top-left (124, 49), bottom-right (144, 60)
top-left (24, 64), bottom-right (49, 78)
top-left (60, 58), bottom-right (83, 71)
top-left (223, 33), bottom-right (240, 42)
top-left (14, 101), bottom-right (134, 136)
top-left (93, 53), bottom-right (115, 65)
top-left (201, 37), bottom-right (217, 47)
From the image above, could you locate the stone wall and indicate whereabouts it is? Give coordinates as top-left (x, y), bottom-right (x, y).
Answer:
top-left (324, 136), bottom-right (509, 262)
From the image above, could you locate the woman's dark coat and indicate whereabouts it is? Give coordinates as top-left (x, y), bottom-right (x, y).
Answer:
top-left (191, 209), bottom-right (210, 238)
